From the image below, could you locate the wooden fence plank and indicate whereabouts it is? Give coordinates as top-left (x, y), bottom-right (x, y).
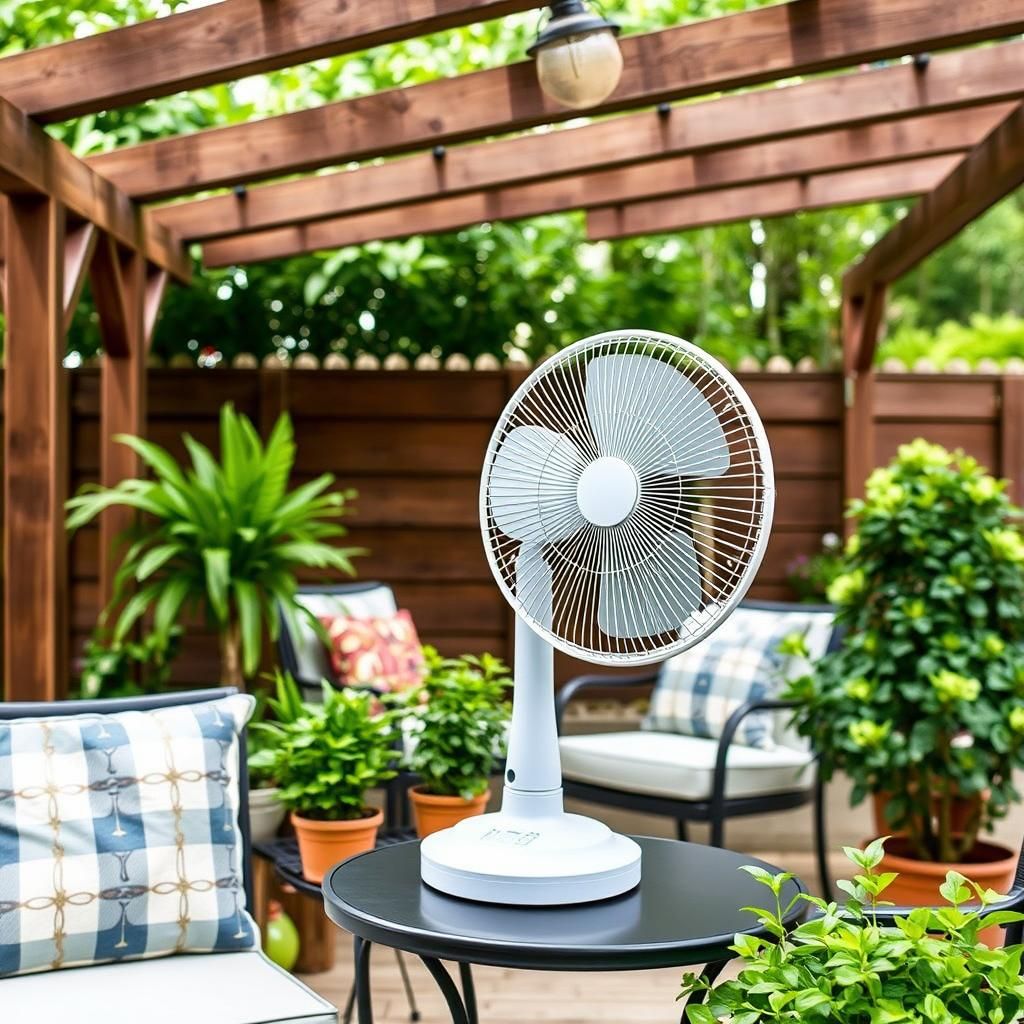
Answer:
top-left (1001, 377), bottom-right (1024, 505)
top-left (52, 368), bottom-right (1006, 690)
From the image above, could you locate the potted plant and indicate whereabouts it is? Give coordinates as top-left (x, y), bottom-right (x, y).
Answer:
top-left (246, 670), bottom-right (306, 843)
top-left (250, 683), bottom-right (397, 882)
top-left (65, 403), bottom-right (361, 688)
top-left (401, 648), bottom-right (511, 838)
top-left (786, 440), bottom-right (1024, 905)
top-left (680, 839), bottom-right (1024, 1024)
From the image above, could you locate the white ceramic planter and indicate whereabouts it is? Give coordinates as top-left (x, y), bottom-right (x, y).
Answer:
top-left (248, 786), bottom-right (287, 843)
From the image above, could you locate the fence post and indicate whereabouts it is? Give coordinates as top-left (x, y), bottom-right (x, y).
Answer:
top-left (1000, 375), bottom-right (1024, 505)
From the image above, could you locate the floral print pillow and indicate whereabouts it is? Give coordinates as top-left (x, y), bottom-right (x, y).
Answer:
top-left (320, 610), bottom-right (426, 693)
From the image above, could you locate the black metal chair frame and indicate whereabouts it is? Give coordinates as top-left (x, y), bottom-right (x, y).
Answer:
top-left (0, 687), bottom-right (256, 925)
top-left (555, 599), bottom-right (841, 900)
top-left (278, 580), bottom-right (396, 695)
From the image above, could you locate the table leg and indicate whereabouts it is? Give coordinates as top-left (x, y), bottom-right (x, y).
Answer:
top-left (395, 948), bottom-right (422, 1021)
top-left (420, 956), bottom-right (471, 1024)
top-left (679, 960), bottom-right (728, 1024)
top-left (355, 936), bottom-right (374, 1024)
top-left (458, 962), bottom-right (478, 1024)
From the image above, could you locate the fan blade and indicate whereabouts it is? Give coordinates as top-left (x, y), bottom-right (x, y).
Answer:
top-left (598, 529), bottom-right (703, 638)
top-left (515, 546), bottom-right (553, 628)
top-left (489, 425), bottom-right (586, 544)
top-left (586, 354), bottom-right (730, 477)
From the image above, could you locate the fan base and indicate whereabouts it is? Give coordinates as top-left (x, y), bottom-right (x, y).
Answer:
top-left (420, 807), bottom-right (642, 906)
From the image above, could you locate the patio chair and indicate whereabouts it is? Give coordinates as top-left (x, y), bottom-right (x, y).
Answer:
top-left (278, 580), bottom-right (400, 701)
top-left (0, 687), bottom-right (337, 1024)
top-left (277, 580), bottom-right (416, 830)
top-left (555, 600), bottom-right (842, 900)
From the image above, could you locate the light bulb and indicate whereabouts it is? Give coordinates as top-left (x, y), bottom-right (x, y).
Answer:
top-left (529, 2), bottom-right (623, 111)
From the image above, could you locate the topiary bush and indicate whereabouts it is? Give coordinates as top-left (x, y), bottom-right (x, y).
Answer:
top-left (786, 440), bottom-right (1024, 862)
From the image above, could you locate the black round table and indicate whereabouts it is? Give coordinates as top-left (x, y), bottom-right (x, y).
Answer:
top-left (322, 836), bottom-right (805, 1024)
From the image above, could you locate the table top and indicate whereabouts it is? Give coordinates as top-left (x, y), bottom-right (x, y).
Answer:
top-left (322, 836), bottom-right (805, 971)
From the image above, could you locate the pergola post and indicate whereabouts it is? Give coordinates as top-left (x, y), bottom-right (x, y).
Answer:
top-left (3, 194), bottom-right (68, 700)
top-left (92, 239), bottom-right (150, 609)
top-left (841, 287), bottom-right (884, 517)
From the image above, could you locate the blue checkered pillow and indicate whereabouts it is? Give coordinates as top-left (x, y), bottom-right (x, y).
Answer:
top-left (0, 694), bottom-right (256, 977)
top-left (642, 607), bottom-right (834, 750)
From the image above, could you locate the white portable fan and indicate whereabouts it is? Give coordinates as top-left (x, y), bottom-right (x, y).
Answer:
top-left (420, 330), bottom-right (774, 905)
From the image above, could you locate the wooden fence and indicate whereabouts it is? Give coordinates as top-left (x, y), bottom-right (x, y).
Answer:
top-left (59, 368), bottom-right (1024, 688)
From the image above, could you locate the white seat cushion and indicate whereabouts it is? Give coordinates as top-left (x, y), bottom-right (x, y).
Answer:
top-left (559, 731), bottom-right (813, 802)
top-left (0, 950), bottom-right (336, 1024)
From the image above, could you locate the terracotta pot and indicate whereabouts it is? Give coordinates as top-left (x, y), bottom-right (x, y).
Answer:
top-left (869, 835), bottom-right (1016, 946)
top-left (409, 785), bottom-right (489, 839)
top-left (248, 786), bottom-right (287, 844)
top-left (872, 791), bottom-right (981, 836)
top-left (292, 808), bottom-right (382, 883)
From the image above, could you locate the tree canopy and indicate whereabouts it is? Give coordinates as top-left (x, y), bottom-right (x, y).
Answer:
top-left (3, 0), bottom-right (1021, 368)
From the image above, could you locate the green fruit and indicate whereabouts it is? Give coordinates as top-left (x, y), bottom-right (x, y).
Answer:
top-left (264, 905), bottom-right (300, 971)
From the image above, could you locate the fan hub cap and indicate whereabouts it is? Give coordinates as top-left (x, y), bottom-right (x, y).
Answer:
top-left (576, 456), bottom-right (639, 527)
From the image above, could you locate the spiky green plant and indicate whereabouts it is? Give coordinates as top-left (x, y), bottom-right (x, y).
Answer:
top-left (66, 404), bottom-right (361, 687)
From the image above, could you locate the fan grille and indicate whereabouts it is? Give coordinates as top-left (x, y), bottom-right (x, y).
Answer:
top-left (480, 331), bottom-right (774, 665)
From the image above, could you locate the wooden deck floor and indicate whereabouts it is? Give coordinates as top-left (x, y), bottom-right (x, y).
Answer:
top-left (299, 851), bottom-right (839, 1024)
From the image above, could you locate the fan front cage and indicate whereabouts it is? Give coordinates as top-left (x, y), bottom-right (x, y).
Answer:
top-left (480, 331), bottom-right (775, 665)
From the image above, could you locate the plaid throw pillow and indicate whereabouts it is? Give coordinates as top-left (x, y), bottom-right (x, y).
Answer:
top-left (642, 607), bottom-right (833, 750)
top-left (0, 694), bottom-right (256, 977)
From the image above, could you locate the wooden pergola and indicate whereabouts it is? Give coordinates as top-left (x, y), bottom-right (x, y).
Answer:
top-left (3, 0), bottom-right (1024, 700)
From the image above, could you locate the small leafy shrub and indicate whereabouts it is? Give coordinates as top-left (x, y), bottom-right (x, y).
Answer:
top-left (249, 684), bottom-right (397, 820)
top-left (785, 531), bottom-right (844, 603)
top-left (75, 627), bottom-right (181, 699)
top-left (786, 441), bottom-right (1024, 862)
top-left (247, 669), bottom-right (307, 789)
top-left (401, 647), bottom-right (511, 800)
top-left (681, 839), bottom-right (1024, 1024)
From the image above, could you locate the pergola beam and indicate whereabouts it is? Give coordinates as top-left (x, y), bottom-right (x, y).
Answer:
top-left (0, 96), bottom-right (190, 282)
top-left (201, 117), bottom-right (984, 265)
top-left (0, 0), bottom-right (541, 123)
top-left (90, 0), bottom-right (1024, 202)
top-left (157, 77), bottom-right (1017, 244)
top-left (845, 104), bottom-right (1024, 302)
top-left (838, 102), bottom-right (1024, 507)
top-left (586, 156), bottom-right (959, 240)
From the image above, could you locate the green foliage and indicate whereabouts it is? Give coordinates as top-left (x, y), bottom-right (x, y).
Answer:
top-left (247, 669), bottom-right (308, 788)
top-left (6, 1), bottom-right (1021, 366)
top-left (74, 625), bottom-right (181, 699)
top-left (400, 647), bottom-right (511, 800)
top-left (249, 683), bottom-right (397, 821)
top-left (880, 313), bottom-right (1024, 369)
top-left (680, 841), bottom-right (1024, 1024)
top-left (785, 531), bottom-right (844, 603)
top-left (0, 0), bottom-right (926, 368)
top-left (785, 441), bottom-right (1024, 862)
top-left (65, 404), bottom-right (361, 685)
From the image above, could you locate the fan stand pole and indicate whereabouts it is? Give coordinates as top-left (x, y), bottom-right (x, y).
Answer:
top-left (502, 613), bottom-right (564, 807)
